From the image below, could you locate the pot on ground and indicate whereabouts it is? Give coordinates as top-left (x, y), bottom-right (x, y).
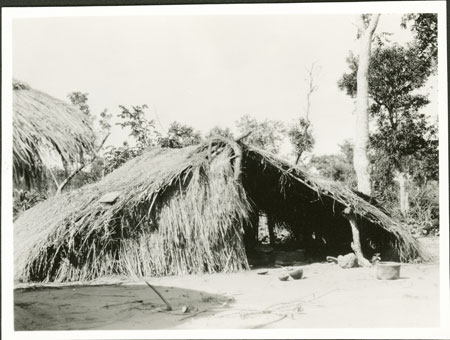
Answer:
top-left (376, 262), bottom-right (401, 280)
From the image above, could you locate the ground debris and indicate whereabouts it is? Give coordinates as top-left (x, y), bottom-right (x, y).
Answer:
top-left (327, 253), bottom-right (358, 268)
top-left (102, 300), bottom-right (144, 309)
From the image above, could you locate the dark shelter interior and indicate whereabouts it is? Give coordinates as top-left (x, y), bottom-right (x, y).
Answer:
top-left (240, 149), bottom-right (399, 263)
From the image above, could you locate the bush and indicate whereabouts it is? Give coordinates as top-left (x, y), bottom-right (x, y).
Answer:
top-left (405, 182), bottom-right (439, 236)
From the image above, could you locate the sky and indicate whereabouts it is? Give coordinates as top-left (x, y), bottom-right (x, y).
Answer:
top-left (11, 12), bottom-right (437, 159)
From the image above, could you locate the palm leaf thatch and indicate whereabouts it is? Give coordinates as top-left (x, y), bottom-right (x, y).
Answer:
top-left (14, 138), bottom-right (426, 283)
top-left (13, 80), bottom-right (96, 186)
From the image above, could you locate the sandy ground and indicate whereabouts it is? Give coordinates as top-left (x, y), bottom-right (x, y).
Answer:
top-left (14, 237), bottom-right (440, 330)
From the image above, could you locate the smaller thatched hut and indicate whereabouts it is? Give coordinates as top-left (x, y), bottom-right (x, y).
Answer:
top-left (13, 80), bottom-right (96, 187)
top-left (14, 138), bottom-right (426, 283)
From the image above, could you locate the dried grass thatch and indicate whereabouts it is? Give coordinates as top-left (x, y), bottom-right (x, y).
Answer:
top-left (241, 146), bottom-right (425, 262)
top-left (14, 138), bottom-right (426, 283)
top-left (15, 140), bottom-right (250, 282)
top-left (13, 80), bottom-right (96, 186)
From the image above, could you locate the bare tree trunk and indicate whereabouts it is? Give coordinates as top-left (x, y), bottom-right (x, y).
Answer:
top-left (343, 207), bottom-right (372, 267)
top-left (344, 211), bottom-right (372, 267)
top-left (396, 171), bottom-right (410, 216)
top-left (295, 63), bottom-right (319, 165)
top-left (354, 14), bottom-right (380, 196)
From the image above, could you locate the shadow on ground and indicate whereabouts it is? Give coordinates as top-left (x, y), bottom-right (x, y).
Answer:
top-left (15, 283), bottom-right (232, 330)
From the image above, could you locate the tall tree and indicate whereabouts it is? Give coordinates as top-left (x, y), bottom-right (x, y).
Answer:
top-left (288, 63), bottom-right (318, 164)
top-left (353, 14), bottom-right (380, 195)
top-left (339, 44), bottom-right (437, 215)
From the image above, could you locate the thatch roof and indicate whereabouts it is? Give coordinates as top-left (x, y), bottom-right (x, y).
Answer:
top-left (14, 138), bottom-right (426, 283)
top-left (13, 80), bottom-right (96, 186)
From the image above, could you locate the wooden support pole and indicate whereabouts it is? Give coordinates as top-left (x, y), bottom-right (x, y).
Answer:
top-left (343, 208), bottom-right (372, 267)
top-left (253, 210), bottom-right (260, 242)
top-left (267, 214), bottom-right (276, 247)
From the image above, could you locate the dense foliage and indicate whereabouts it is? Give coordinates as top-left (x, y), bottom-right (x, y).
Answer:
top-left (158, 121), bottom-right (202, 148)
top-left (401, 13), bottom-right (438, 68)
top-left (308, 140), bottom-right (356, 188)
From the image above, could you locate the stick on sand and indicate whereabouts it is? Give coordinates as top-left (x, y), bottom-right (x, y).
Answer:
top-left (144, 281), bottom-right (172, 311)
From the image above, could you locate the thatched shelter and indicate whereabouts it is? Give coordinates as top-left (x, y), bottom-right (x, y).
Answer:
top-left (14, 138), bottom-right (425, 283)
top-left (13, 80), bottom-right (96, 187)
